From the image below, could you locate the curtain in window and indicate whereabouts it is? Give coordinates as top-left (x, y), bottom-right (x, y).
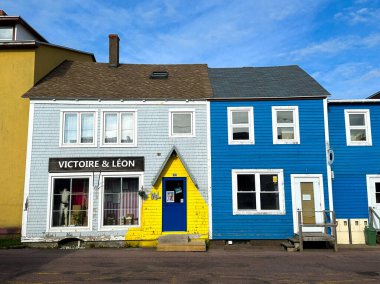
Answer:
top-left (64, 114), bottom-right (77, 143)
top-left (121, 113), bottom-right (134, 143)
top-left (81, 113), bottom-right (94, 143)
top-left (103, 177), bottom-right (139, 226)
top-left (105, 114), bottom-right (117, 143)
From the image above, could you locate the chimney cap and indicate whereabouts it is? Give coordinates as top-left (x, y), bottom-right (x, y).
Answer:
top-left (0, 10), bottom-right (8, 16)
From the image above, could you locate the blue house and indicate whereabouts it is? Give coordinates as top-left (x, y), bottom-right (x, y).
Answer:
top-left (328, 100), bottom-right (380, 230)
top-left (208, 66), bottom-right (333, 240)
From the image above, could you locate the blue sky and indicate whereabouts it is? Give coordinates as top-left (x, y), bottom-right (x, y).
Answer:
top-left (3, 0), bottom-right (380, 98)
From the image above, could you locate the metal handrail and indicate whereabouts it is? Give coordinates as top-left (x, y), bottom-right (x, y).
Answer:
top-left (297, 210), bottom-right (338, 252)
top-left (369, 207), bottom-right (380, 228)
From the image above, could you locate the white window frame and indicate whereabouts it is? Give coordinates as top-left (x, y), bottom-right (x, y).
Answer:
top-left (232, 169), bottom-right (285, 215)
top-left (272, 106), bottom-right (300, 144)
top-left (100, 109), bottom-right (137, 147)
top-left (98, 172), bottom-right (143, 231)
top-left (47, 172), bottom-right (93, 233)
top-left (227, 107), bottom-right (254, 145)
top-left (344, 109), bottom-right (372, 146)
top-left (169, 108), bottom-right (196, 138)
top-left (60, 110), bottom-right (97, 147)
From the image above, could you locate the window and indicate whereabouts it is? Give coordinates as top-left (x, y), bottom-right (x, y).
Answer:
top-left (232, 169), bottom-right (285, 215)
top-left (228, 107), bottom-right (254, 144)
top-left (272, 106), bottom-right (300, 144)
top-left (101, 110), bottom-right (137, 146)
top-left (61, 111), bottom-right (96, 146)
top-left (344, 109), bottom-right (372, 146)
top-left (0, 27), bottom-right (13, 40)
top-left (169, 109), bottom-right (195, 137)
top-left (50, 177), bottom-right (90, 228)
top-left (102, 176), bottom-right (140, 227)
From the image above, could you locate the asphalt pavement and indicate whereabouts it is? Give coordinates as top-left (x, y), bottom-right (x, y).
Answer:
top-left (1, 246), bottom-right (380, 283)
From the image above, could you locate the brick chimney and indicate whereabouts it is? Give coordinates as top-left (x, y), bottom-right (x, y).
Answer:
top-left (0, 10), bottom-right (8, 16)
top-left (109, 34), bottom-right (119, 67)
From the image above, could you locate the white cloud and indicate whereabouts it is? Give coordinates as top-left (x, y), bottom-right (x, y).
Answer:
top-left (334, 6), bottom-right (380, 25)
top-left (283, 33), bottom-right (380, 61)
top-left (315, 63), bottom-right (380, 98)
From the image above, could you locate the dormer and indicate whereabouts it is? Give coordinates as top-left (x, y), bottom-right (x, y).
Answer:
top-left (0, 10), bottom-right (48, 42)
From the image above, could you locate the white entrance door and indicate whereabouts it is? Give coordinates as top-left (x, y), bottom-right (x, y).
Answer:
top-left (366, 175), bottom-right (380, 229)
top-left (291, 175), bottom-right (325, 233)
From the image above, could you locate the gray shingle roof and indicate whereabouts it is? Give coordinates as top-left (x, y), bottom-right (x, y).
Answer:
top-left (23, 61), bottom-right (213, 100)
top-left (208, 65), bottom-right (330, 99)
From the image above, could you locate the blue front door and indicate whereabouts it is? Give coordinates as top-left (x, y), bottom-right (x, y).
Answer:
top-left (162, 177), bottom-right (187, 231)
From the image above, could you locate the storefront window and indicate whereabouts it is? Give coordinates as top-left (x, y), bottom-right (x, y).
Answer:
top-left (51, 178), bottom-right (89, 227)
top-left (103, 177), bottom-right (139, 226)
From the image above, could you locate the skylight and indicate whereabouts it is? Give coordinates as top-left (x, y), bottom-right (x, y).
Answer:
top-left (150, 71), bottom-right (169, 79)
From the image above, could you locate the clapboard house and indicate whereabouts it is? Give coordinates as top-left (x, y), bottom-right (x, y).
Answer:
top-left (208, 66), bottom-right (334, 243)
top-left (21, 35), bottom-right (212, 247)
top-left (328, 99), bottom-right (380, 234)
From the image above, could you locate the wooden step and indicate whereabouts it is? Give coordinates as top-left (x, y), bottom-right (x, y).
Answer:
top-left (156, 235), bottom-right (206, 252)
top-left (280, 242), bottom-right (298, 252)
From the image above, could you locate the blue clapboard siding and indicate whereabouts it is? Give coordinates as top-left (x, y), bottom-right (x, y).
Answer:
top-left (328, 103), bottom-right (380, 219)
top-left (211, 99), bottom-right (329, 239)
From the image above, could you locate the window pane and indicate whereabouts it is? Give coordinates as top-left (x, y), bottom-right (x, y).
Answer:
top-left (376, 183), bottom-right (380, 204)
top-left (237, 174), bottom-right (255, 191)
top-left (173, 113), bottom-right (192, 134)
top-left (277, 111), bottom-right (293, 123)
top-left (350, 129), bottom-right (366, 141)
top-left (232, 111), bottom-right (248, 124)
top-left (121, 178), bottom-right (139, 225)
top-left (104, 178), bottom-right (121, 226)
top-left (81, 114), bottom-right (94, 143)
top-left (260, 193), bottom-right (279, 210)
top-left (260, 175), bottom-right (278, 192)
top-left (237, 193), bottom-right (256, 209)
top-left (233, 127), bottom-right (249, 140)
top-left (349, 113), bottom-right (365, 126)
top-left (121, 113), bottom-right (134, 143)
top-left (0, 27), bottom-right (13, 40)
top-left (105, 113), bottom-right (118, 143)
top-left (277, 127), bottom-right (294, 139)
top-left (51, 178), bottom-right (89, 227)
top-left (64, 114), bottom-right (77, 143)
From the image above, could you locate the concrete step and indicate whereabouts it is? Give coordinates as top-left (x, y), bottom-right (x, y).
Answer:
top-left (157, 234), bottom-right (189, 245)
top-left (156, 235), bottom-right (206, 252)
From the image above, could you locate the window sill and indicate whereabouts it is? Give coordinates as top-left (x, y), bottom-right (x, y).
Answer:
top-left (273, 141), bottom-right (300, 145)
top-left (99, 144), bottom-right (138, 148)
top-left (60, 144), bottom-right (97, 148)
top-left (233, 210), bottom-right (285, 215)
top-left (99, 225), bottom-right (140, 231)
top-left (347, 142), bottom-right (372, 146)
top-left (48, 226), bottom-right (92, 233)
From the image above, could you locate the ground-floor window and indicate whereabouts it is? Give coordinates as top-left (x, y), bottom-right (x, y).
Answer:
top-left (102, 176), bottom-right (140, 227)
top-left (51, 177), bottom-right (89, 228)
top-left (232, 169), bottom-right (285, 215)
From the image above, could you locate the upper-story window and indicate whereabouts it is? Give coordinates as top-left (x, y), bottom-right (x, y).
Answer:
top-left (227, 107), bottom-right (254, 144)
top-left (169, 109), bottom-right (195, 137)
top-left (0, 27), bottom-right (13, 40)
top-left (344, 109), bottom-right (372, 146)
top-left (61, 111), bottom-right (96, 147)
top-left (272, 106), bottom-right (300, 144)
top-left (101, 110), bottom-right (137, 147)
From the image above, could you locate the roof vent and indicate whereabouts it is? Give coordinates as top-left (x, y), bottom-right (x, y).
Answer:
top-left (150, 71), bottom-right (169, 79)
